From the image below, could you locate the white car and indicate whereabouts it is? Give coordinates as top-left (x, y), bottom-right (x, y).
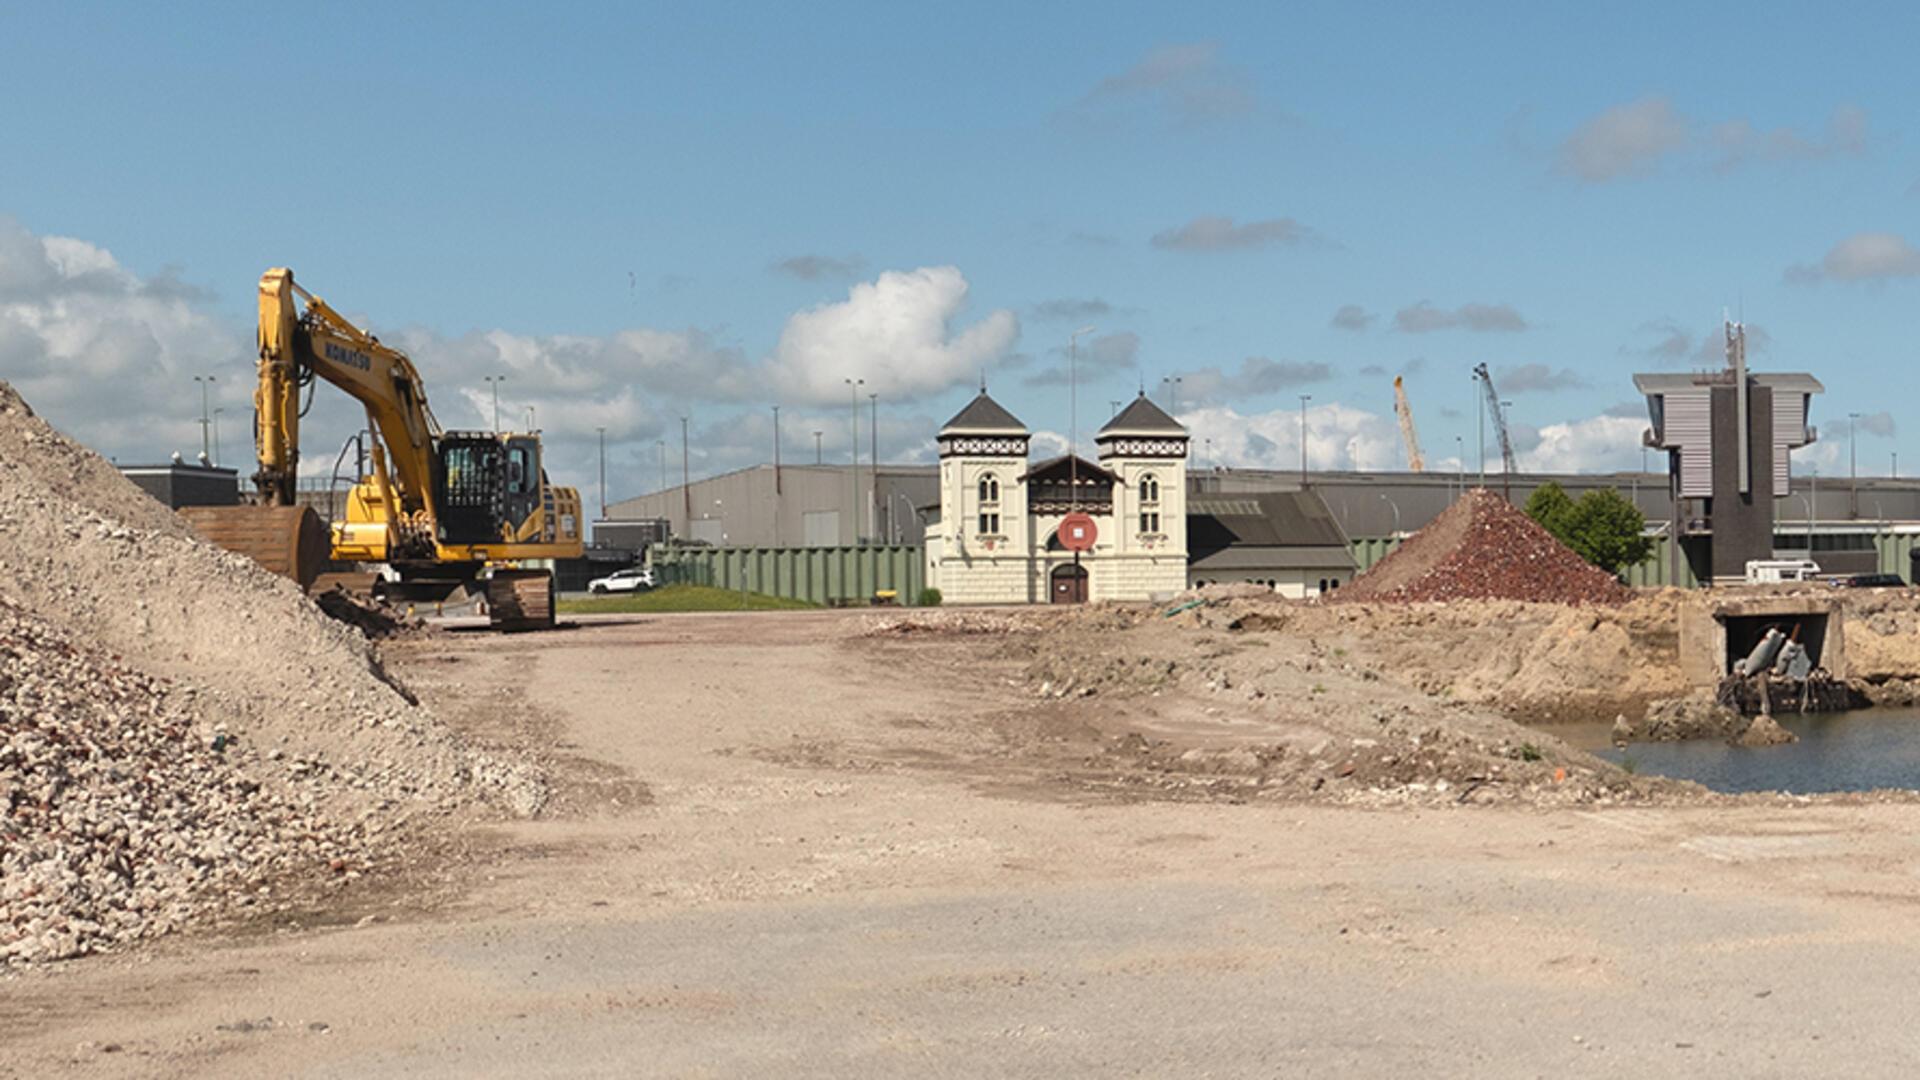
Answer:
top-left (588, 567), bottom-right (656, 594)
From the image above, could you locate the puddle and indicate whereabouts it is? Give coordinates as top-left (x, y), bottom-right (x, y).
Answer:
top-left (1555, 707), bottom-right (1920, 794)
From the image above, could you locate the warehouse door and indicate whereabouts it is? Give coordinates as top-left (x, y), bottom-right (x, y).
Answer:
top-left (1050, 563), bottom-right (1088, 604)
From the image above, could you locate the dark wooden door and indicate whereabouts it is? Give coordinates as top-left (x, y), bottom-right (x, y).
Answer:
top-left (1050, 564), bottom-right (1088, 604)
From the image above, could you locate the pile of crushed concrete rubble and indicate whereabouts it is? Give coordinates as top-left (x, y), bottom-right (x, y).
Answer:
top-left (0, 380), bottom-right (542, 964)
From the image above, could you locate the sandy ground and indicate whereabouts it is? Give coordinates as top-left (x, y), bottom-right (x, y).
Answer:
top-left (9, 609), bottom-right (1920, 1077)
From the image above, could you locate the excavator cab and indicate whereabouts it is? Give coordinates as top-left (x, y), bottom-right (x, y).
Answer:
top-left (433, 433), bottom-right (508, 545)
top-left (431, 432), bottom-right (551, 545)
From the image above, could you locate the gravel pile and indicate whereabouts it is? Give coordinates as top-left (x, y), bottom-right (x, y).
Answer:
top-left (1339, 489), bottom-right (1631, 606)
top-left (0, 379), bottom-right (544, 964)
top-left (1, 597), bottom-right (358, 963)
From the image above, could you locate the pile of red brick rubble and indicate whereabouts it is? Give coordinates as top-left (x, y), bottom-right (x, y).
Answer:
top-left (1338, 489), bottom-right (1632, 606)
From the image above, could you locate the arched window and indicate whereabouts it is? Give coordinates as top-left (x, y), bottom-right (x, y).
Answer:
top-left (1139, 473), bottom-right (1160, 503)
top-left (977, 474), bottom-right (1000, 503)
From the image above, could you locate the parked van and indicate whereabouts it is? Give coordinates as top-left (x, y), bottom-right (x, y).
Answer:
top-left (1745, 559), bottom-right (1820, 584)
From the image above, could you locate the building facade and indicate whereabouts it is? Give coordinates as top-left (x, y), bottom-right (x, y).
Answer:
top-left (925, 391), bottom-right (1190, 604)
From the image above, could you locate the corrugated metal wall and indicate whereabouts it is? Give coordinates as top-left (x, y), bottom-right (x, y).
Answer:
top-left (1349, 536), bottom-right (1402, 572)
top-left (1667, 390), bottom-right (1712, 497)
top-left (651, 544), bottom-right (926, 606)
top-left (1771, 391), bottom-right (1803, 498)
top-left (1877, 531), bottom-right (1920, 581)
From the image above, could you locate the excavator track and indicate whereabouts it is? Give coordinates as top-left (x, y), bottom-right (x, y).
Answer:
top-left (179, 505), bottom-right (330, 592)
top-left (486, 569), bottom-right (556, 631)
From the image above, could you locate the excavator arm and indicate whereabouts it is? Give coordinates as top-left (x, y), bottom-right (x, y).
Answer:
top-left (253, 267), bottom-right (439, 518)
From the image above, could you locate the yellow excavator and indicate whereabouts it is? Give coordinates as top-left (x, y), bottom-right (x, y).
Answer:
top-left (186, 268), bottom-right (583, 629)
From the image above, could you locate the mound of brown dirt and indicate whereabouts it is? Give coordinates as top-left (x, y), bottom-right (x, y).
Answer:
top-left (1338, 489), bottom-right (1631, 606)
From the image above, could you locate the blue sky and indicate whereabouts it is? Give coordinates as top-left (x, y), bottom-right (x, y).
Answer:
top-left (4, 2), bottom-right (1918, 498)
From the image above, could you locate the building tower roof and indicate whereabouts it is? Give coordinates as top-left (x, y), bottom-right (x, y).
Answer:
top-left (939, 390), bottom-right (1027, 435)
top-left (1098, 392), bottom-right (1186, 437)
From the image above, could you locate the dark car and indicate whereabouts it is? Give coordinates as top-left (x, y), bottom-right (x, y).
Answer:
top-left (1841, 573), bottom-right (1906, 589)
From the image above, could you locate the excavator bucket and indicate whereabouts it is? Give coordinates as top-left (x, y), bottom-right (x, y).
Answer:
top-left (486, 569), bottom-right (555, 631)
top-left (179, 505), bottom-right (331, 593)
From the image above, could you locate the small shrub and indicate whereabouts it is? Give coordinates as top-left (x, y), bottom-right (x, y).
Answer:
top-left (1517, 743), bottom-right (1544, 762)
top-left (917, 587), bottom-right (943, 607)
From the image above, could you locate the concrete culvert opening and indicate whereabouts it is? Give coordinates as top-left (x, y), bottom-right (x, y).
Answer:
top-left (1722, 612), bottom-right (1829, 675)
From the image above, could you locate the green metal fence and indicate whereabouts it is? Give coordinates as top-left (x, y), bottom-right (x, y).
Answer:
top-left (1878, 531), bottom-right (1920, 581)
top-left (650, 544), bottom-right (925, 606)
top-left (1349, 536), bottom-right (1401, 573)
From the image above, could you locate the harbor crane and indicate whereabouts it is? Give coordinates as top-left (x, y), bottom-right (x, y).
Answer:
top-left (1392, 375), bottom-right (1425, 472)
top-left (1472, 362), bottom-right (1517, 496)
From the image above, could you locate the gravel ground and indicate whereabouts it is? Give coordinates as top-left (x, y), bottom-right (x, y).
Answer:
top-left (10, 611), bottom-right (1920, 1078)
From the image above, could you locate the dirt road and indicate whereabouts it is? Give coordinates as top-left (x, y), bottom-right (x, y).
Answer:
top-left (9, 610), bottom-right (1920, 1077)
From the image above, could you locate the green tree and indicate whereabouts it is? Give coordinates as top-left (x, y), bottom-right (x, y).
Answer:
top-left (1524, 482), bottom-right (1577, 544)
top-left (1563, 488), bottom-right (1655, 575)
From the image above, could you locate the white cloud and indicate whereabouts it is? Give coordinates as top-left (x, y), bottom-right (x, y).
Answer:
top-left (1557, 98), bottom-right (1870, 183)
top-left (1496, 363), bottom-right (1586, 393)
top-left (1176, 356), bottom-right (1332, 405)
top-left (1076, 42), bottom-right (1259, 127)
top-left (767, 266), bottom-right (1020, 405)
top-left (1394, 301), bottom-right (1528, 333)
top-left (1181, 402), bottom-right (1401, 472)
top-left (1856, 411), bottom-right (1897, 438)
top-left (1151, 215), bottom-right (1320, 252)
top-left (1330, 304), bottom-right (1374, 331)
top-left (1785, 232), bottom-right (1920, 284)
top-left (1517, 415), bottom-right (1646, 472)
top-left (1556, 97), bottom-right (1688, 182)
top-left (0, 216), bottom-right (244, 465)
top-left (1710, 105), bottom-right (1867, 173)
top-left (770, 254), bottom-right (864, 281)
top-left (1022, 331), bottom-right (1139, 387)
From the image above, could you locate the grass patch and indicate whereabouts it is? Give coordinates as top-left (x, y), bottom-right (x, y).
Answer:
top-left (559, 584), bottom-right (818, 614)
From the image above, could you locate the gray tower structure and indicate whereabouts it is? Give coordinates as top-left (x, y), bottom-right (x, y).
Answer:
top-left (1634, 322), bottom-right (1822, 586)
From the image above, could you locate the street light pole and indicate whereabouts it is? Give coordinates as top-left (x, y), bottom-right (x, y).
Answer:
top-left (1809, 467), bottom-right (1818, 557)
top-left (212, 408), bottom-right (224, 467)
top-left (813, 430), bottom-right (823, 465)
top-left (771, 405), bottom-right (782, 497)
top-left (680, 414), bottom-right (691, 530)
top-left (1850, 412), bottom-right (1861, 519)
top-left (1379, 492), bottom-right (1402, 537)
top-left (526, 404), bottom-right (536, 432)
top-left (193, 374), bottom-right (215, 461)
top-left (845, 377), bottom-right (864, 543)
top-left (1070, 326), bottom-right (1094, 508)
top-left (1298, 394), bottom-right (1311, 487)
top-left (869, 392), bottom-right (879, 538)
top-left (484, 375), bottom-right (507, 434)
top-left (596, 426), bottom-right (607, 518)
